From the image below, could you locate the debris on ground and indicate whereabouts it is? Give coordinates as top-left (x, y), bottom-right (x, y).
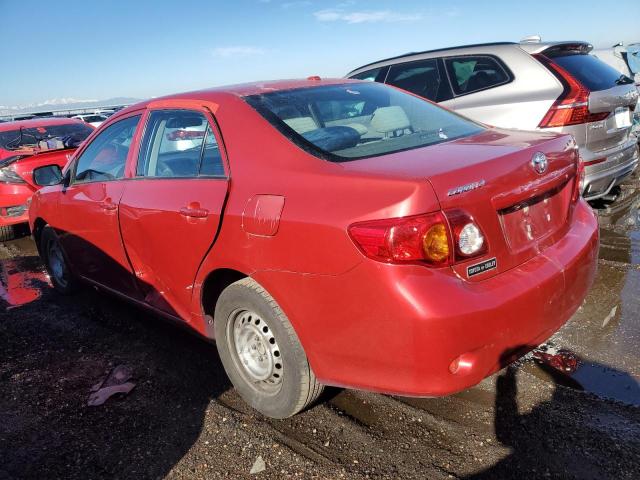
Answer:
top-left (533, 347), bottom-right (579, 373)
top-left (602, 305), bottom-right (618, 328)
top-left (249, 455), bottom-right (266, 474)
top-left (87, 364), bottom-right (136, 406)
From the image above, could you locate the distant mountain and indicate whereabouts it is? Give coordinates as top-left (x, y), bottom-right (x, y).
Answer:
top-left (0, 97), bottom-right (143, 116)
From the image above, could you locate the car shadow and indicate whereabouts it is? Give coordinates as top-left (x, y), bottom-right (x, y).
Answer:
top-left (0, 275), bottom-right (232, 479)
top-left (464, 347), bottom-right (640, 479)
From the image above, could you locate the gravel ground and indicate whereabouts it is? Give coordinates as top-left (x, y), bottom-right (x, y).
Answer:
top-left (1, 175), bottom-right (639, 479)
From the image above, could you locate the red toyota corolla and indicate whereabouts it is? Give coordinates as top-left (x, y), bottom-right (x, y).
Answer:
top-left (29, 79), bottom-right (598, 418)
top-left (0, 118), bottom-right (93, 240)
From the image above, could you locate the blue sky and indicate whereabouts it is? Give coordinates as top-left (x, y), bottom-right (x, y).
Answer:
top-left (1, 0), bottom-right (638, 106)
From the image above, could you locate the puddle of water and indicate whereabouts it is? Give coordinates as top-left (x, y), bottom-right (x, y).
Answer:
top-left (524, 345), bottom-right (640, 407)
top-left (0, 257), bottom-right (50, 309)
top-left (597, 178), bottom-right (640, 265)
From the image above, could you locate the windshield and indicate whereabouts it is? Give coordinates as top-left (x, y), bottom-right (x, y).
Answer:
top-left (0, 123), bottom-right (93, 151)
top-left (245, 82), bottom-right (484, 161)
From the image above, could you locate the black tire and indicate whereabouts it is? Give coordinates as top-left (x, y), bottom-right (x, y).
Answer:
top-left (214, 278), bottom-right (323, 418)
top-left (0, 225), bottom-right (15, 242)
top-left (40, 226), bottom-right (79, 294)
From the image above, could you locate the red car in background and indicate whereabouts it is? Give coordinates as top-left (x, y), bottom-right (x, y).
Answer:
top-left (0, 118), bottom-right (93, 240)
top-left (29, 79), bottom-right (598, 418)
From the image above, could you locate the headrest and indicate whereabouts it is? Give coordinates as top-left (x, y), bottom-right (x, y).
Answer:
top-left (284, 116), bottom-right (318, 134)
top-left (370, 106), bottom-right (411, 134)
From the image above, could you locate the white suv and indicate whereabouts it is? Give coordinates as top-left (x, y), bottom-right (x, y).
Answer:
top-left (347, 40), bottom-right (639, 201)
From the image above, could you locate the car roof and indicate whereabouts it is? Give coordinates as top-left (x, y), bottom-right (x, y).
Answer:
top-left (0, 117), bottom-right (83, 132)
top-left (115, 78), bottom-right (364, 115)
top-left (347, 42), bottom-right (517, 75)
top-left (346, 40), bottom-right (593, 76)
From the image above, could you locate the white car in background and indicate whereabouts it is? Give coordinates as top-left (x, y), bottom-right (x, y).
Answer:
top-left (72, 114), bottom-right (108, 128)
top-left (592, 43), bottom-right (640, 138)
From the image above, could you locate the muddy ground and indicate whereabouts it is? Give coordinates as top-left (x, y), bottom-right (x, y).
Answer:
top-left (1, 176), bottom-right (639, 480)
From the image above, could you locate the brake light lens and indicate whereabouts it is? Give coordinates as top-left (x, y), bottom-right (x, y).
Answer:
top-left (534, 54), bottom-right (611, 128)
top-left (348, 211), bottom-right (487, 266)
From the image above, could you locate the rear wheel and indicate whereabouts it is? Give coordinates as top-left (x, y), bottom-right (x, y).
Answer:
top-left (0, 225), bottom-right (16, 242)
top-left (214, 278), bottom-right (323, 418)
top-left (41, 226), bottom-right (78, 294)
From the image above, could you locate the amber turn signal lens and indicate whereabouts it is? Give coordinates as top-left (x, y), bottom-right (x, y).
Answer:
top-left (422, 223), bottom-right (450, 263)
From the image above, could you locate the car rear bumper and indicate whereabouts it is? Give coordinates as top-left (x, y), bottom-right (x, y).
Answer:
top-left (582, 142), bottom-right (639, 200)
top-left (0, 184), bottom-right (33, 227)
top-left (254, 200), bottom-right (599, 397)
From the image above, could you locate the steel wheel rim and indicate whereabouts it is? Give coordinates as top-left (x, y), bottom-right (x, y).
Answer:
top-left (228, 309), bottom-right (283, 394)
top-left (47, 240), bottom-right (68, 288)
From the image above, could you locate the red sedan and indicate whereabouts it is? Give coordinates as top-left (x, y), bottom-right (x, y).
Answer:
top-left (0, 118), bottom-right (93, 240)
top-left (29, 79), bottom-right (598, 418)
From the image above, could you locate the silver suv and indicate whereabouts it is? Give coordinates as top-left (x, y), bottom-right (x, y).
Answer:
top-left (347, 41), bottom-right (639, 201)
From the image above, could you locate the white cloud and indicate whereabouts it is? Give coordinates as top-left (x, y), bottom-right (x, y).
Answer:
top-left (314, 9), bottom-right (422, 24)
top-left (212, 46), bottom-right (266, 58)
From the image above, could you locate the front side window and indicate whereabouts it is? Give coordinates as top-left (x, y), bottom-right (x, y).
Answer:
top-left (386, 58), bottom-right (447, 102)
top-left (245, 82), bottom-right (483, 162)
top-left (74, 115), bottom-right (140, 183)
top-left (444, 55), bottom-right (511, 95)
top-left (137, 110), bottom-right (224, 177)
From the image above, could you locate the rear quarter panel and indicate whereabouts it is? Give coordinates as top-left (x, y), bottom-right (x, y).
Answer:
top-left (191, 95), bottom-right (441, 321)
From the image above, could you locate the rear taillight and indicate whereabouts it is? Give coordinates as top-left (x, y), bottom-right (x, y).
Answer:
top-left (446, 210), bottom-right (488, 261)
top-left (534, 54), bottom-right (610, 128)
top-left (348, 211), bottom-right (487, 267)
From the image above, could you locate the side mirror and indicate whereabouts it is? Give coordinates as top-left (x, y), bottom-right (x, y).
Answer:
top-left (33, 164), bottom-right (63, 186)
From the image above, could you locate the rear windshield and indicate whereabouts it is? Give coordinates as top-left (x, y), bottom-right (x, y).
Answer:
top-left (0, 123), bottom-right (93, 150)
top-left (245, 82), bottom-right (483, 161)
top-left (549, 53), bottom-right (634, 91)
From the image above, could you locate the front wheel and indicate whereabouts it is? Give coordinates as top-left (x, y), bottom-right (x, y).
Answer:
top-left (40, 226), bottom-right (78, 294)
top-left (214, 278), bottom-right (323, 418)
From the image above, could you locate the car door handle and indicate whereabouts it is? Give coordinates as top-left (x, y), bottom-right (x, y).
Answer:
top-left (100, 201), bottom-right (117, 211)
top-left (179, 207), bottom-right (209, 218)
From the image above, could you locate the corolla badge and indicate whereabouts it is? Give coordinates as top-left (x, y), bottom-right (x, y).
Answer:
top-left (531, 152), bottom-right (548, 175)
top-left (447, 179), bottom-right (486, 196)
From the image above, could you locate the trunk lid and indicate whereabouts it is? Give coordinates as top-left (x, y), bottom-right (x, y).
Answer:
top-left (586, 84), bottom-right (638, 152)
top-left (343, 128), bottom-right (579, 280)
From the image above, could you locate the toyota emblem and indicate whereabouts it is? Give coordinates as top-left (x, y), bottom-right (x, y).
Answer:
top-left (531, 152), bottom-right (548, 175)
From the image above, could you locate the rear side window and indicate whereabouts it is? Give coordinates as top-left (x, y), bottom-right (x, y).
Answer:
top-left (548, 53), bottom-right (633, 91)
top-left (444, 55), bottom-right (511, 96)
top-left (137, 110), bottom-right (224, 178)
top-left (350, 67), bottom-right (384, 82)
top-left (74, 115), bottom-right (140, 183)
top-left (386, 58), bottom-right (449, 102)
